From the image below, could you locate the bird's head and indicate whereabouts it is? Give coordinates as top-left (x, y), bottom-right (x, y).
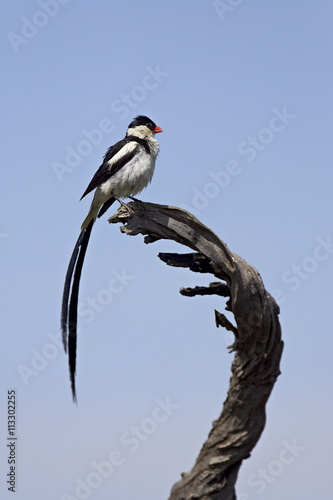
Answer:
top-left (126, 115), bottom-right (163, 140)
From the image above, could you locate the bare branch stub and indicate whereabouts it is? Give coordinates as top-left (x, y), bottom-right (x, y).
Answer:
top-left (180, 283), bottom-right (231, 298)
top-left (158, 251), bottom-right (216, 274)
top-left (109, 201), bottom-right (283, 500)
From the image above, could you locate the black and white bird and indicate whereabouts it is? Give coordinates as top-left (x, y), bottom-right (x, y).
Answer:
top-left (61, 115), bottom-right (163, 402)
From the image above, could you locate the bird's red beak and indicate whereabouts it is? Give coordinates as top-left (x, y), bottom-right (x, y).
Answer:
top-left (154, 125), bottom-right (163, 134)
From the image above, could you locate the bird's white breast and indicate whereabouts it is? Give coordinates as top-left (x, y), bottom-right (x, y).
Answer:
top-left (97, 138), bottom-right (159, 202)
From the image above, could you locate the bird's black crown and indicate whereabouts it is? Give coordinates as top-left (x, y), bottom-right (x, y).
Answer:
top-left (129, 115), bottom-right (157, 131)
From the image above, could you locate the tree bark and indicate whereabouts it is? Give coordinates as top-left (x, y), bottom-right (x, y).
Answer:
top-left (109, 201), bottom-right (283, 500)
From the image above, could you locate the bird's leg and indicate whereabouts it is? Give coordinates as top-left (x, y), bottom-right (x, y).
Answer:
top-left (113, 196), bottom-right (127, 207)
top-left (113, 195), bottom-right (135, 215)
top-left (128, 196), bottom-right (146, 213)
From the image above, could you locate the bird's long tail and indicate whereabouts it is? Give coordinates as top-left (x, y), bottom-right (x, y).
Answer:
top-left (61, 219), bottom-right (94, 403)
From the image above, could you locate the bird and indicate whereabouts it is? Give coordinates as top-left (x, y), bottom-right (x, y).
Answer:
top-left (61, 115), bottom-right (163, 402)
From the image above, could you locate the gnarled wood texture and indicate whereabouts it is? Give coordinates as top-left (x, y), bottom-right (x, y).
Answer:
top-left (109, 201), bottom-right (283, 500)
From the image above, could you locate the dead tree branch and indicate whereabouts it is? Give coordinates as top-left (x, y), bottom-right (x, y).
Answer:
top-left (108, 201), bottom-right (283, 500)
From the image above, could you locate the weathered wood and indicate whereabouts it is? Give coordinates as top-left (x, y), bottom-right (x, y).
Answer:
top-left (109, 201), bottom-right (283, 500)
top-left (180, 282), bottom-right (231, 298)
top-left (158, 251), bottom-right (216, 274)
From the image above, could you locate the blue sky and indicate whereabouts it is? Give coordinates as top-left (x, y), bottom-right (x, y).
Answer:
top-left (1, 1), bottom-right (332, 499)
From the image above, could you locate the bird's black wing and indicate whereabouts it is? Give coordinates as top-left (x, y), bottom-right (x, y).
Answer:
top-left (80, 138), bottom-right (140, 200)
